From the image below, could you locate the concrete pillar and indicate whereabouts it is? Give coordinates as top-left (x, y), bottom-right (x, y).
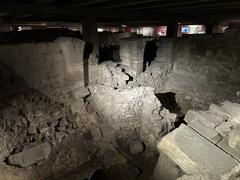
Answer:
top-left (82, 17), bottom-right (99, 56)
top-left (166, 22), bottom-right (178, 38)
top-left (206, 24), bottom-right (214, 34)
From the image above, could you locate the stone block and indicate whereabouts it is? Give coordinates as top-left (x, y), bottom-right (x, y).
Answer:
top-left (8, 142), bottom-right (51, 167)
top-left (153, 152), bottom-right (183, 180)
top-left (184, 110), bottom-right (199, 123)
top-left (198, 111), bottom-right (226, 129)
top-left (217, 138), bottom-right (240, 162)
top-left (209, 104), bottom-right (230, 119)
top-left (215, 121), bottom-right (237, 137)
top-left (188, 120), bottom-right (222, 144)
top-left (228, 126), bottom-right (240, 151)
top-left (185, 110), bottom-right (225, 129)
top-left (221, 101), bottom-right (240, 122)
top-left (158, 124), bottom-right (238, 176)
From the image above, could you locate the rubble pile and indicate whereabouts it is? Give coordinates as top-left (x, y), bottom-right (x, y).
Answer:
top-left (87, 85), bottom-right (177, 147)
top-left (100, 61), bottom-right (171, 93)
top-left (0, 90), bottom-right (92, 163)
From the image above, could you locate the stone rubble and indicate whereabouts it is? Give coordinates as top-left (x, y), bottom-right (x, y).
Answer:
top-left (8, 142), bottom-right (51, 167)
top-left (87, 85), bottom-right (177, 147)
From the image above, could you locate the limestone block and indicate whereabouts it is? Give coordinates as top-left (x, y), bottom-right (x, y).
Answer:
top-left (209, 104), bottom-right (230, 119)
top-left (188, 120), bottom-right (222, 144)
top-left (215, 121), bottom-right (238, 137)
top-left (8, 142), bottom-right (51, 167)
top-left (184, 110), bottom-right (200, 123)
top-left (228, 126), bottom-right (240, 151)
top-left (153, 152), bottom-right (183, 180)
top-left (217, 138), bottom-right (240, 162)
top-left (158, 124), bottom-right (238, 176)
top-left (185, 110), bottom-right (225, 129)
top-left (221, 101), bottom-right (240, 122)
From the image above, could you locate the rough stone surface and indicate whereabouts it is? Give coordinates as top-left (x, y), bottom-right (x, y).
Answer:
top-left (163, 32), bottom-right (240, 111)
top-left (130, 140), bottom-right (145, 154)
top-left (228, 126), bottom-right (240, 151)
top-left (153, 152), bottom-right (183, 180)
top-left (90, 125), bottom-right (103, 141)
top-left (87, 85), bottom-right (176, 146)
top-left (158, 124), bottom-right (238, 176)
top-left (120, 37), bottom-right (152, 76)
top-left (102, 149), bottom-right (127, 169)
top-left (221, 164), bottom-right (240, 180)
top-left (8, 142), bottom-right (51, 167)
top-left (0, 37), bottom-right (86, 101)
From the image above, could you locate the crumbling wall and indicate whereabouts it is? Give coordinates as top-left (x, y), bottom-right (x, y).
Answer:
top-left (0, 37), bottom-right (85, 101)
top-left (87, 85), bottom-right (176, 147)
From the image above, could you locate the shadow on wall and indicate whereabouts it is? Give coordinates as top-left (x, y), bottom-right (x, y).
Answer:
top-left (99, 45), bottom-right (120, 63)
top-left (143, 41), bottom-right (158, 72)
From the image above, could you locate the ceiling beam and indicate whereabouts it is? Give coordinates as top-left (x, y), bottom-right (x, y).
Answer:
top-left (96, 0), bottom-right (165, 9)
top-left (123, 0), bottom-right (218, 11)
top-left (139, 1), bottom-right (240, 13)
top-left (72, 0), bottom-right (111, 7)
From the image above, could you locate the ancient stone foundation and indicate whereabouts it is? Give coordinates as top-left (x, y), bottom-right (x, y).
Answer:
top-left (0, 29), bottom-right (240, 180)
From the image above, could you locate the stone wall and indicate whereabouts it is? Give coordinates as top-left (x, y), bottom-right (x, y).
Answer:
top-left (120, 37), bottom-right (153, 76)
top-left (0, 37), bottom-right (85, 100)
top-left (165, 31), bottom-right (240, 111)
top-left (119, 31), bottom-right (240, 112)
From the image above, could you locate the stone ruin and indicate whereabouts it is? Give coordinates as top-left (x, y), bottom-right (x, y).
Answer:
top-left (0, 29), bottom-right (239, 180)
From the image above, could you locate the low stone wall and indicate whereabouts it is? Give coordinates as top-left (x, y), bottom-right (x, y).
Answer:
top-left (0, 37), bottom-right (85, 100)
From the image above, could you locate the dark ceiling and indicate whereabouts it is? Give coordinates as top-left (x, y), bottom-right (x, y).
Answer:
top-left (1, 0), bottom-right (240, 24)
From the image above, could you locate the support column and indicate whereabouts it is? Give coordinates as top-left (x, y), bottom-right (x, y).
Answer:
top-left (206, 24), bottom-right (214, 34)
top-left (166, 21), bottom-right (178, 38)
top-left (82, 17), bottom-right (99, 56)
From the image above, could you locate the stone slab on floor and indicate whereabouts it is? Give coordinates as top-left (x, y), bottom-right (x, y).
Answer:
top-left (185, 110), bottom-right (225, 129)
top-left (8, 142), bottom-right (51, 167)
top-left (157, 124), bottom-right (238, 176)
top-left (217, 138), bottom-right (240, 162)
top-left (188, 120), bottom-right (222, 144)
top-left (221, 101), bottom-right (240, 122)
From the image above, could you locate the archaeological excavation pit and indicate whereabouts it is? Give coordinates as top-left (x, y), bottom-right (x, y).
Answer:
top-left (0, 1), bottom-right (240, 180)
